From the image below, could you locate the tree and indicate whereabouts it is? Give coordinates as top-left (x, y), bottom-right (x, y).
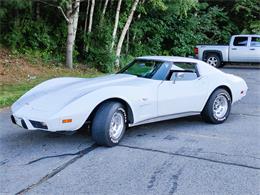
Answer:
top-left (29, 0), bottom-right (81, 69)
top-left (115, 0), bottom-right (139, 66)
top-left (101, 0), bottom-right (109, 20)
top-left (88, 0), bottom-right (95, 33)
top-left (110, 0), bottom-right (122, 52)
top-left (85, 0), bottom-right (95, 51)
top-left (66, 0), bottom-right (80, 69)
top-left (0, 0), bottom-right (247, 72)
top-left (83, 0), bottom-right (90, 38)
top-left (233, 0), bottom-right (260, 33)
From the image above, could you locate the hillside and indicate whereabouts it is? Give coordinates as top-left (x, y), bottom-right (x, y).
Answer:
top-left (0, 47), bottom-right (100, 85)
top-left (0, 47), bottom-right (101, 108)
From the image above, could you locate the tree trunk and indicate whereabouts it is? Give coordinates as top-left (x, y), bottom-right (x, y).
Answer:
top-left (110, 0), bottom-right (122, 52)
top-left (66, 0), bottom-right (80, 69)
top-left (126, 30), bottom-right (129, 55)
top-left (101, 0), bottom-right (109, 18)
top-left (133, 0), bottom-right (145, 41)
top-left (88, 0), bottom-right (95, 33)
top-left (115, 0), bottom-right (139, 66)
top-left (83, 0), bottom-right (90, 37)
top-left (85, 0), bottom-right (95, 52)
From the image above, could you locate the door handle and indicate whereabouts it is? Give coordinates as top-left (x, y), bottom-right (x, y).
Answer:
top-left (231, 48), bottom-right (237, 50)
top-left (250, 48), bottom-right (255, 50)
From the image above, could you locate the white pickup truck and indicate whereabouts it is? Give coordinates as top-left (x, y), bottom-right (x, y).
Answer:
top-left (194, 34), bottom-right (260, 68)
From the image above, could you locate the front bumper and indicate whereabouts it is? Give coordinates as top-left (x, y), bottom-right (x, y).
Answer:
top-left (11, 102), bottom-right (88, 132)
top-left (10, 113), bottom-right (84, 132)
top-left (11, 115), bottom-right (47, 130)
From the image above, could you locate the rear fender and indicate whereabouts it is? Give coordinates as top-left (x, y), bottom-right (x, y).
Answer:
top-left (202, 50), bottom-right (223, 62)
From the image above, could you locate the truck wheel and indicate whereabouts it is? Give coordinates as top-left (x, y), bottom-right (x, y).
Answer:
top-left (201, 89), bottom-right (231, 124)
top-left (206, 54), bottom-right (221, 68)
top-left (92, 101), bottom-right (127, 147)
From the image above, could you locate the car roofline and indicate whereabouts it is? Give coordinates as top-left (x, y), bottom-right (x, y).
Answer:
top-left (136, 56), bottom-right (201, 63)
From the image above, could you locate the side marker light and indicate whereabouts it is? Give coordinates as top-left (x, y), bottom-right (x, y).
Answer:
top-left (62, 119), bottom-right (72, 123)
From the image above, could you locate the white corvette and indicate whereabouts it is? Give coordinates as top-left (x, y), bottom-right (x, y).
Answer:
top-left (11, 56), bottom-right (248, 146)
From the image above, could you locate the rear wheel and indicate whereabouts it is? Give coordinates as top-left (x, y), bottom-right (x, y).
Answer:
top-left (92, 101), bottom-right (127, 146)
top-left (201, 89), bottom-right (231, 124)
top-left (206, 54), bottom-right (221, 68)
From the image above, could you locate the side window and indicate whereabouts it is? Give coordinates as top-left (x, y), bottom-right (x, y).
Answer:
top-left (168, 62), bottom-right (199, 81)
top-left (173, 62), bottom-right (198, 74)
top-left (233, 37), bottom-right (248, 46)
top-left (250, 37), bottom-right (260, 47)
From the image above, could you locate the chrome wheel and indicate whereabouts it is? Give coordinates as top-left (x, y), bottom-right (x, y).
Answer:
top-left (213, 94), bottom-right (228, 119)
top-left (207, 56), bottom-right (218, 67)
top-left (109, 111), bottom-right (125, 142)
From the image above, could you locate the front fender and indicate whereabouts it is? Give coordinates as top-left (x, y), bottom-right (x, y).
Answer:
top-left (52, 85), bottom-right (157, 130)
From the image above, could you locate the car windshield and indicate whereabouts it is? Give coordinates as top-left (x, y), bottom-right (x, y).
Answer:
top-left (118, 59), bottom-right (170, 80)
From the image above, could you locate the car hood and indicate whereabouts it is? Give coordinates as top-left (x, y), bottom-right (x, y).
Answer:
top-left (13, 74), bottom-right (139, 114)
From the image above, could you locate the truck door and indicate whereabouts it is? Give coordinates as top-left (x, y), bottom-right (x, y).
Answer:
top-left (248, 36), bottom-right (260, 63)
top-left (229, 36), bottom-right (250, 62)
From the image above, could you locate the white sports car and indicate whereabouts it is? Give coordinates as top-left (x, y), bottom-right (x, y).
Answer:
top-left (11, 56), bottom-right (248, 146)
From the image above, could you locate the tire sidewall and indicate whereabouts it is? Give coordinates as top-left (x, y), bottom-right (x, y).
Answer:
top-left (209, 90), bottom-right (231, 123)
top-left (92, 102), bottom-right (127, 147)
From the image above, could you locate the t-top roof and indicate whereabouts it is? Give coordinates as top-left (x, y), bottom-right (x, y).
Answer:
top-left (136, 56), bottom-right (200, 63)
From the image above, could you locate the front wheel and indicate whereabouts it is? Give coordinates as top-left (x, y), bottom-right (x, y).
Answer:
top-left (92, 101), bottom-right (127, 146)
top-left (201, 89), bottom-right (231, 124)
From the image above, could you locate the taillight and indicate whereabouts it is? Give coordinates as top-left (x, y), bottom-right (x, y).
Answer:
top-left (194, 47), bottom-right (198, 55)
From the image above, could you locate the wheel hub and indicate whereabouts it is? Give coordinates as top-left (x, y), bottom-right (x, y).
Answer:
top-left (109, 111), bottom-right (124, 141)
top-left (207, 57), bottom-right (218, 67)
top-left (213, 94), bottom-right (228, 119)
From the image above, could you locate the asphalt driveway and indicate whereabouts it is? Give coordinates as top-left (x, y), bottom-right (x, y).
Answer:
top-left (0, 68), bottom-right (260, 195)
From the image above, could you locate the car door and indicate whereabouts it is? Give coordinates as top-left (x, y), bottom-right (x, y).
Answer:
top-left (248, 36), bottom-right (260, 62)
top-left (157, 62), bottom-right (208, 116)
top-left (229, 36), bottom-right (250, 62)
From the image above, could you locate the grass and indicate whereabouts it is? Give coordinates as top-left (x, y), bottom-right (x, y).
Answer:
top-left (0, 71), bottom-right (103, 109)
top-left (0, 81), bottom-right (39, 108)
top-left (0, 61), bottom-right (102, 108)
top-left (0, 47), bottom-right (104, 108)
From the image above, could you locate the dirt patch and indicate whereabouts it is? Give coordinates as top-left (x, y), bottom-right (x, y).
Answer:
top-left (0, 48), bottom-right (44, 84)
top-left (0, 47), bottom-right (100, 85)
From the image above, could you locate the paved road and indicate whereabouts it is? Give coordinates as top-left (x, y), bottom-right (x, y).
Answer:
top-left (1, 68), bottom-right (260, 195)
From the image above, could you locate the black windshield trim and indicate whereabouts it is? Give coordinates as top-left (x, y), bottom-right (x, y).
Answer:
top-left (117, 59), bottom-right (167, 74)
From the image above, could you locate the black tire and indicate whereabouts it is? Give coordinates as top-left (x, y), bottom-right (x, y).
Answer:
top-left (201, 89), bottom-right (231, 124)
top-left (92, 101), bottom-right (127, 147)
top-left (206, 54), bottom-right (221, 68)
top-left (219, 62), bottom-right (225, 68)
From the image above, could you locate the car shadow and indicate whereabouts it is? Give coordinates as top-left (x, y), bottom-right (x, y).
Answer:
top-left (125, 115), bottom-right (204, 135)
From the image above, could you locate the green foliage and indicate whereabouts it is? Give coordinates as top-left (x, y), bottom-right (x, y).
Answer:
top-left (130, 2), bottom-right (236, 57)
top-left (234, 0), bottom-right (260, 34)
top-left (4, 18), bottom-right (67, 62)
top-left (0, 0), bottom-right (257, 73)
top-left (83, 20), bottom-right (116, 73)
